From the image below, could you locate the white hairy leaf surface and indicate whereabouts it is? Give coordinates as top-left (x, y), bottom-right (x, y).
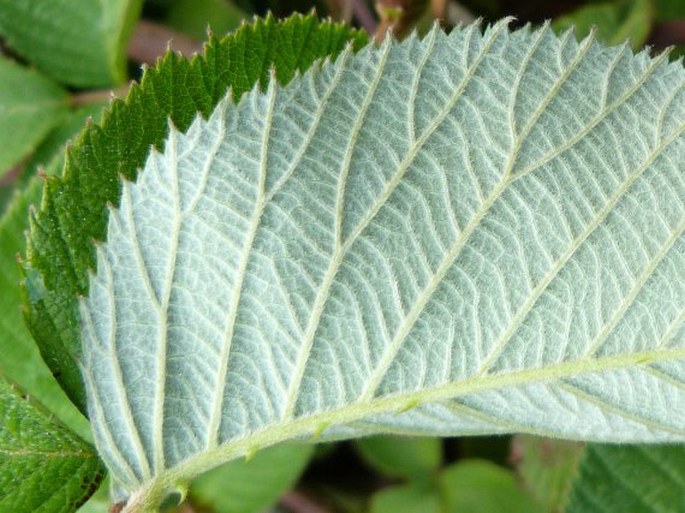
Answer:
top-left (80, 21), bottom-right (685, 508)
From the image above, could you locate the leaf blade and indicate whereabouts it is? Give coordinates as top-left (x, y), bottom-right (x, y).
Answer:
top-left (23, 13), bottom-right (369, 412)
top-left (0, 379), bottom-right (103, 513)
top-left (0, 56), bottom-right (68, 176)
top-left (566, 444), bottom-right (685, 513)
top-left (81, 21), bottom-right (685, 509)
top-left (0, 0), bottom-right (142, 87)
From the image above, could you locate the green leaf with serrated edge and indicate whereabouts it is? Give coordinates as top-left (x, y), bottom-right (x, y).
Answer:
top-left (357, 436), bottom-right (441, 479)
top-left (565, 445), bottom-right (685, 513)
top-left (0, 56), bottom-right (68, 176)
top-left (512, 436), bottom-right (584, 512)
top-left (20, 103), bottom-right (109, 188)
top-left (0, 0), bottom-right (142, 87)
top-left (439, 460), bottom-right (545, 513)
top-left (23, 13), bottom-right (368, 412)
top-left (190, 443), bottom-right (313, 513)
top-left (0, 378), bottom-right (104, 513)
top-left (553, 0), bottom-right (653, 51)
top-left (80, 21), bottom-right (685, 511)
top-left (0, 179), bottom-right (90, 440)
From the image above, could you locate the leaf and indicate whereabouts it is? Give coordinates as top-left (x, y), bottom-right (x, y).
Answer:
top-left (553, 0), bottom-right (654, 50)
top-left (190, 443), bottom-right (313, 513)
top-left (565, 444), bottom-right (685, 513)
top-left (20, 103), bottom-right (110, 187)
top-left (0, 56), bottom-right (69, 176)
top-left (512, 435), bottom-right (584, 512)
top-left (0, 0), bottom-right (142, 87)
top-left (80, 20), bottom-right (685, 510)
top-left (165, 0), bottom-right (245, 40)
top-left (439, 460), bottom-right (544, 513)
top-left (357, 436), bottom-right (441, 479)
top-left (370, 482), bottom-right (441, 513)
top-left (76, 477), bottom-right (111, 513)
top-left (655, 0), bottom-right (685, 21)
top-left (0, 378), bottom-right (104, 513)
top-left (0, 180), bottom-right (90, 439)
top-left (23, 13), bottom-right (368, 412)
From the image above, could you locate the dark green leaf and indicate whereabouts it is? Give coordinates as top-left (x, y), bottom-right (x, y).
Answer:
top-left (0, 378), bottom-right (103, 513)
top-left (19, 103), bottom-right (110, 187)
top-left (655, 0), bottom-right (685, 21)
top-left (566, 445), bottom-right (685, 513)
top-left (23, 13), bottom-right (368, 412)
top-left (0, 179), bottom-right (89, 438)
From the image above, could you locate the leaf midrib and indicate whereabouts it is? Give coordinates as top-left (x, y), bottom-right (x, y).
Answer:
top-left (0, 447), bottom-right (96, 458)
top-left (123, 343), bottom-right (685, 513)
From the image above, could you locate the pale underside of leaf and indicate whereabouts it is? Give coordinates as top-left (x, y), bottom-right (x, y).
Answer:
top-left (80, 20), bottom-right (685, 507)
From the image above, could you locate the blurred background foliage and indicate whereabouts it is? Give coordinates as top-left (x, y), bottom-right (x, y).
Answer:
top-left (0, 1), bottom-right (683, 512)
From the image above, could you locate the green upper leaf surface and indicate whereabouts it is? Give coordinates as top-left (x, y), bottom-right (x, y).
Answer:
top-left (0, 379), bottom-right (103, 513)
top-left (566, 444), bottom-right (685, 513)
top-left (80, 21), bottom-right (684, 509)
top-left (0, 0), bottom-right (142, 87)
top-left (24, 14), bottom-right (368, 412)
top-left (0, 56), bottom-right (69, 176)
top-left (0, 179), bottom-right (90, 439)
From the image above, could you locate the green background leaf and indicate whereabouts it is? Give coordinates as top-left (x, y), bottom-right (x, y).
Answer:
top-left (0, 379), bottom-right (103, 513)
top-left (566, 445), bottom-right (685, 513)
top-left (0, 0), bottom-right (142, 87)
top-left (655, 0), bottom-right (685, 21)
top-left (0, 56), bottom-right (69, 177)
top-left (357, 436), bottom-right (441, 480)
top-left (439, 460), bottom-right (544, 513)
top-left (165, 0), bottom-right (245, 40)
top-left (24, 13), bottom-right (368, 412)
top-left (513, 436), bottom-right (584, 512)
top-left (553, 0), bottom-right (653, 50)
top-left (370, 482), bottom-right (441, 513)
top-left (190, 443), bottom-right (313, 513)
top-left (80, 21), bottom-right (684, 509)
